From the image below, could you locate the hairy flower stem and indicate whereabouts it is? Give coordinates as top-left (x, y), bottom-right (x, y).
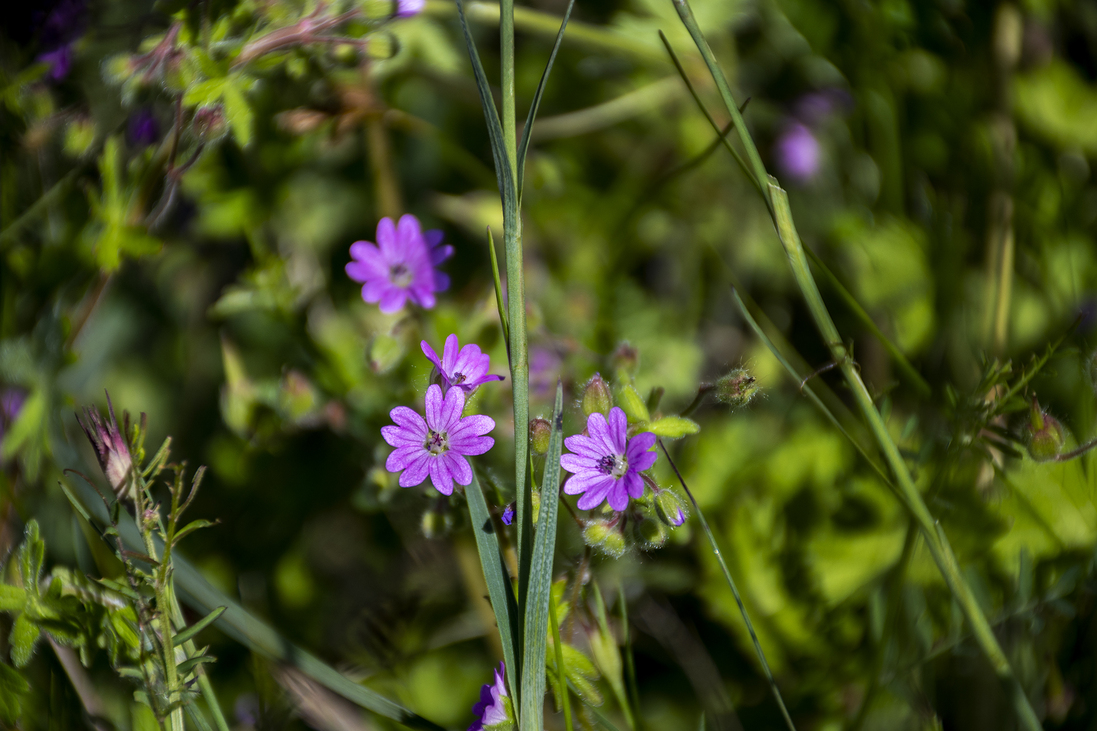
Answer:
top-left (669, 0), bottom-right (1042, 726)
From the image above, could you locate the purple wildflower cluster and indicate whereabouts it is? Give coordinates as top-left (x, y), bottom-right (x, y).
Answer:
top-left (381, 335), bottom-right (502, 495)
top-left (560, 407), bottom-right (656, 511)
top-left (346, 215), bottom-right (452, 314)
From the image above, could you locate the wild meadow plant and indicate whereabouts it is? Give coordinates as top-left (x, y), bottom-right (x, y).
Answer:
top-left (4, 0), bottom-right (1097, 729)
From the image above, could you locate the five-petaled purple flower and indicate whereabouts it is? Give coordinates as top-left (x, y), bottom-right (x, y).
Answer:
top-left (346, 214), bottom-right (452, 314)
top-left (382, 384), bottom-right (495, 496)
top-left (421, 334), bottom-right (504, 394)
top-left (469, 662), bottom-right (512, 731)
top-left (560, 407), bottom-right (657, 511)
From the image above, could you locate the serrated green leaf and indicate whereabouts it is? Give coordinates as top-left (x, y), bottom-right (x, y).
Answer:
top-left (9, 614), bottom-right (39, 668)
top-left (0, 586), bottom-right (25, 613)
top-left (0, 662), bottom-right (30, 724)
top-left (647, 416), bottom-right (700, 439)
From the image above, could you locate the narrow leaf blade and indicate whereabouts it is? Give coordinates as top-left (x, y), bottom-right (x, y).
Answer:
top-left (173, 606), bottom-right (227, 647)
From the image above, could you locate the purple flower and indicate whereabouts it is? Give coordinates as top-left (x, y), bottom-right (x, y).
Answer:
top-left (38, 45), bottom-right (73, 81)
top-left (382, 384), bottom-right (495, 496)
top-left (0, 389), bottom-right (26, 446)
top-left (396, 0), bottom-right (426, 17)
top-left (346, 215), bottom-right (453, 314)
top-left (560, 407), bottom-right (657, 512)
top-left (529, 346), bottom-right (561, 399)
top-left (421, 334), bottom-right (504, 394)
top-left (775, 122), bottom-right (820, 183)
top-left (76, 394), bottom-right (134, 500)
top-left (128, 109), bottom-right (159, 147)
top-left (501, 504), bottom-right (515, 526)
top-left (469, 662), bottom-right (512, 731)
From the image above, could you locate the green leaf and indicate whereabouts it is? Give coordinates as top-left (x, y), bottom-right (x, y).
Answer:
top-left (0, 662), bottom-right (30, 725)
top-left (176, 653), bottom-right (217, 676)
top-left (221, 80), bottom-right (253, 147)
top-left (647, 416), bottom-right (700, 439)
top-left (173, 519), bottom-right (216, 545)
top-left (17, 520), bottom-right (44, 593)
top-left (516, 0), bottom-right (574, 201)
top-left (0, 587), bottom-right (25, 613)
top-left (9, 614), bottom-right (39, 668)
top-left (465, 469), bottom-right (522, 703)
top-left (521, 383), bottom-right (564, 731)
top-left (173, 606), bottom-right (227, 646)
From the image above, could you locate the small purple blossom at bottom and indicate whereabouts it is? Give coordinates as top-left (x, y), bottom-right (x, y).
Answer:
top-left (421, 334), bottom-right (504, 394)
top-left (381, 384), bottom-right (495, 496)
top-left (346, 215), bottom-right (453, 314)
top-left (560, 407), bottom-right (657, 512)
top-left (469, 662), bottom-right (512, 731)
top-left (775, 122), bottom-right (820, 183)
top-left (501, 504), bottom-right (515, 526)
top-left (396, 0), bottom-right (426, 17)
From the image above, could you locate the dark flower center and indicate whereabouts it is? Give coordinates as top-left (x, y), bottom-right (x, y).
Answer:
top-left (390, 263), bottom-right (413, 288)
top-left (425, 429), bottom-right (449, 456)
top-left (597, 454), bottom-right (628, 478)
top-left (452, 372), bottom-right (467, 384)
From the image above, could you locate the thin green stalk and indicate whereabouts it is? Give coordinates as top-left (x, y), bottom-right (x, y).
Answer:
top-left (657, 440), bottom-right (797, 731)
top-left (549, 588), bottom-right (574, 731)
top-left (500, 0), bottom-right (517, 180)
top-left (671, 2), bottom-right (1042, 725)
top-left (529, 77), bottom-right (683, 142)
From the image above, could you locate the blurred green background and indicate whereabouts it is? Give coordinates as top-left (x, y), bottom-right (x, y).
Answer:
top-left (3, 0), bottom-right (1097, 728)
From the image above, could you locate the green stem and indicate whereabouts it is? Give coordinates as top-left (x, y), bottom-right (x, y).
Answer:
top-left (657, 440), bottom-right (797, 731)
top-left (500, 0), bottom-right (517, 180)
top-left (549, 590), bottom-right (574, 731)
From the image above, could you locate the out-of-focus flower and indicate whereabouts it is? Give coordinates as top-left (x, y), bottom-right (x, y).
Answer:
top-left (128, 109), bottom-right (159, 147)
top-left (421, 334), bottom-right (504, 394)
top-left (501, 504), bottom-right (515, 526)
top-left (469, 662), bottom-right (514, 731)
top-left (775, 122), bottom-right (820, 183)
top-left (76, 394), bottom-right (134, 500)
top-left (528, 346), bottom-right (561, 399)
top-left (561, 407), bottom-right (656, 511)
top-left (346, 215), bottom-right (453, 314)
top-left (381, 385), bottom-right (495, 496)
top-left (396, 0), bottom-right (426, 17)
top-left (38, 45), bottom-right (73, 81)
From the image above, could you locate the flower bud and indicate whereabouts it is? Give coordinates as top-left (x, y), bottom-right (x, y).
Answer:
top-left (654, 488), bottom-right (688, 527)
top-left (530, 417), bottom-right (551, 455)
top-left (714, 368), bottom-right (759, 409)
top-left (612, 342), bottom-right (639, 381)
top-left (581, 374), bottom-right (612, 417)
top-left (77, 394), bottom-right (135, 501)
top-left (1025, 399), bottom-right (1065, 462)
top-left (192, 105), bottom-right (228, 142)
top-left (583, 519), bottom-right (627, 558)
top-left (635, 516), bottom-right (668, 549)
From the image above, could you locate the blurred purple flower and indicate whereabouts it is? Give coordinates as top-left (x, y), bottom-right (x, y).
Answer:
top-left (775, 122), bottom-right (820, 183)
top-left (561, 407), bottom-right (657, 511)
top-left (396, 0), bottom-right (426, 17)
top-left (346, 215), bottom-right (453, 314)
top-left (0, 389), bottom-right (26, 446)
top-left (38, 45), bottom-right (73, 81)
top-left (529, 346), bottom-right (561, 399)
top-left (469, 662), bottom-right (511, 731)
top-left (421, 334), bottom-right (504, 394)
top-left (794, 89), bottom-right (852, 126)
top-left (128, 109), bottom-right (159, 147)
top-left (501, 504), bottom-right (515, 526)
top-left (382, 384), bottom-right (495, 496)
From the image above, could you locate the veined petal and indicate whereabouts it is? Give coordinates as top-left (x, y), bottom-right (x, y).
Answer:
top-left (586, 412), bottom-right (613, 454)
top-left (442, 333), bottom-right (459, 374)
top-left (630, 449), bottom-right (658, 473)
top-left (424, 384), bottom-right (445, 428)
top-left (450, 414), bottom-right (496, 440)
top-left (453, 434), bottom-right (494, 457)
top-left (399, 452), bottom-right (430, 487)
top-left (385, 444), bottom-right (422, 471)
top-left (606, 481), bottom-right (629, 511)
top-left (623, 471), bottom-right (644, 499)
top-left (626, 431), bottom-right (656, 457)
top-left (420, 340), bottom-right (444, 370)
top-left (428, 457), bottom-right (455, 496)
top-left (389, 407), bottom-right (427, 436)
top-left (560, 453), bottom-right (598, 474)
top-left (563, 471), bottom-right (610, 496)
top-left (564, 434), bottom-right (605, 460)
top-left (576, 477), bottom-right (614, 510)
top-left (381, 425), bottom-right (421, 448)
top-left (438, 385), bottom-right (466, 431)
top-left (443, 452), bottom-right (473, 486)
top-left (606, 408), bottom-right (628, 455)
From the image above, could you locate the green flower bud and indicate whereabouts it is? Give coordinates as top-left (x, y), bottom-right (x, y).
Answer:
top-left (581, 373), bottom-right (612, 417)
top-left (530, 417), bottom-right (551, 455)
top-left (582, 519), bottom-right (627, 558)
top-left (1025, 399), bottom-right (1065, 462)
top-left (654, 487), bottom-right (689, 527)
top-left (635, 517), bottom-right (668, 549)
top-left (714, 368), bottom-right (759, 409)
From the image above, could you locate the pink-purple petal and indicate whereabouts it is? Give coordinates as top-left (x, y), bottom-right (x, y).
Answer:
top-left (564, 434), bottom-right (604, 459)
top-left (606, 408), bottom-right (628, 454)
top-left (438, 386), bottom-right (465, 431)
top-left (576, 477), bottom-right (615, 510)
top-left (421, 340), bottom-right (444, 370)
top-left (443, 452), bottom-right (473, 486)
top-left (452, 434), bottom-right (494, 457)
top-left (606, 482), bottom-right (629, 511)
top-left (450, 414), bottom-right (496, 440)
top-left (424, 384), bottom-right (444, 428)
top-left (622, 471), bottom-right (644, 499)
top-left (399, 452), bottom-right (431, 487)
top-left (389, 407), bottom-right (427, 435)
top-left (564, 471), bottom-right (610, 496)
top-left (429, 457), bottom-right (454, 495)
top-left (560, 453), bottom-right (598, 474)
top-left (442, 333), bottom-right (459, 373)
